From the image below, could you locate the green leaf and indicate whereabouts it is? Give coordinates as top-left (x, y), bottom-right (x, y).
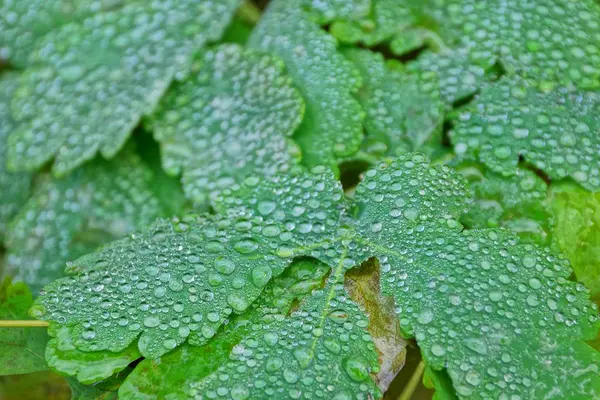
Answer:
top-left (118, 258), bottom-right (332, 399)
top-left (4, 149), bottom-right (168, 293)
top-left (67, 377), bottom-right (118, 400)
top-left (342, 48), bottom-right (443, 157)
top-left (147, 44), bottom-right (304, 205)
top-left (407, 49), bottom-right (497, 106)
top-left (0, 74), bottom-right (32, 243)
top-left (330, 0), bottom-right (415, 47)
top-left (35, 153), bottom-right (600, 398)
top-left (452, 76), bottom-right (600, 191)
top-left (299, 0), bottom-right (371, 25)
top-left (46, 325), bottom-right (140, 385)
top-left (415, 0), bottom-right (600, 89)
top-left (457, 164), bottom-right (550, 244)
top-left (0, 278), bottom-right (48, 375)
top-left (0, 0), bottom-right (130, 67)
top-left (550, 182), bottom-right (600, 303)
top-left (7, 0), bottom-right (239, 176)
top-left (32, 166), bottom-right (346, 359)
top-left (249, 0), bottom-right (365, 172)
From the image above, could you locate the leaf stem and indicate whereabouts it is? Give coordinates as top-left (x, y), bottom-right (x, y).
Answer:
top-left (238, 0), bottom-right (262, 25)
top-left (397, 360), bottom-right (425, 400)
top-left (0, 320), bottom-right (49, 328)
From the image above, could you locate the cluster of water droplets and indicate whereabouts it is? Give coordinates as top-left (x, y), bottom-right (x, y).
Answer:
top-left (343, 48), bottom-right (444, 157)
top-left (189, 277), bottom-right (380, 399)
top-left (350, 154), bottom-right (599, 398)
top-left (4, 151), bottom-right (164, 293)
top-left (297, 0), bottom-right (371, 25)
top-left (0, 74), bottom-right (32, 243)
top-left (248, 1), bottom-right (365, 168)
top-left (7, 0), bottom-right (238, 175)
top-left (149, 44), bottom-right (304, 205)
top-left (435, 0), bottom-right (600, 88)
top-left (453, 76), bottom-right (600, 191)
top-left (0, 0), bottom-right (131, 66)
top-left (457, 164), bottom-right (550, 243)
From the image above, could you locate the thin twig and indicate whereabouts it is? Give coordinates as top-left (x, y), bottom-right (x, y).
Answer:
top-left (397, 360), bottom-right (426, 400)
top-left (0, 320), bottom-right (49, 328)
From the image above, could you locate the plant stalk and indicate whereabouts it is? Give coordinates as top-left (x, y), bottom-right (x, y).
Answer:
top-left (0, 320), bottom-right (49, 327)
top-left (238, 0), bottom-right (261, 25)
top-left (397, 360), bottom-right (426, 400)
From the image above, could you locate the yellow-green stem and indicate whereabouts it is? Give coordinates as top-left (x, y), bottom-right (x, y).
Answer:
top-left (0, 320), bottom-right (49, 327)
top-left (397, 360), bottom-right (426, 400)
top-left (238, 0), bottom-right (261, 25)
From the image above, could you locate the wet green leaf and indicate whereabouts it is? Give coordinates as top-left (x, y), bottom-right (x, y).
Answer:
top-left (7, 0), bottom-right (239, 175)
top-left (0, 278), bottom-right (48, 375)
top-left (34, 153), bottom-right (600, 398)
top-left (249, 0), bottom-right (364, 172)
top-left (4, 149), bottom-right (168, 293)
top-left (452, 77), bottom-right (600, 191)
top-left (0, 74), bottom-right (32, 243)
top-left (148, 44), bottom-right (304, 205)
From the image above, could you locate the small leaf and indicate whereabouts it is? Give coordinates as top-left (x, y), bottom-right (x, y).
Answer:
top-left (330, 0), bottom-right (416, 47)
top-left (298, 0), bottom-right (371, 25)
top-left (0, 0), bottom-right (129, 67)
top-left (452, 77), bottom-right (600, 191)
top-left (46, 325), bottom-right (140, 385)
top-left (550, 182), bottom-right (600, 303)
top-left (343, 48), bottom-right (443, 157)
top-left (249, 0), bottom-right (365, 172)
top-left (8, 0), bottom-right (239, 175)
top-left (0, 278), bottom-right (48, 375)
top-left (148, 44), bottom-right (304, 205)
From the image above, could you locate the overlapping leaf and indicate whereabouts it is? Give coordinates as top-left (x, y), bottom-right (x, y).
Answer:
top-left (299, 0), bottom-right (371, 24)
top-left (550, 182), bottom-right (600, 304)
top-left (0, 74), bottom-right (32, 242)
top-left (414, 0), bottom-right (600, 89)
top-left (0, 0), bottom-right (130, 67)
top-left (452, 76), bottom-right (600, 191)
top-left (457, 164), bottom-right (550, 244)
top-left (0, 278), bottom-right (48, 375)
top-left (249, 0), bottom-right (364, 172)
top-left (7, 0), bottom-right (239, 176)
top-left (343, 48), bottom-right (443, 158)
top-left (4, 149), bottom-right (169, 293)
top-left (148, 44), bottom-right (304, 205)
top-left (34, 153), bottom-right (600, 398)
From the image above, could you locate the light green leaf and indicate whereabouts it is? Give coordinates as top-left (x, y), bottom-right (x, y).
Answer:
top-left (342, 48), bottom-right (443, 158)
top-left (148, 44), bottom-right (304, 205)
top-left (35, 153), bottom-right (600, 398)
top-left (452, 76), bottom-right (600, 191)
top-left (249, 0), bottom-right (364, 172)
top-left (8, 0), bottom-right (239, 176)
top-left (550, 182), bottom-right (600, 303)
top-left (330, 0), bottom-right (415, 47)
top-left (32, 166), bottom-right (346, 359)
top-left (0, 74), bottom-right (32, 243)
top-left (299, 0), bottom-right (371, 25)
top-left (46, 325), bottom-right (140, 385)
top-left (0, 278), bottom-right (48, 375)
top-left (0, 0), bottom-right (130, 67)
top-left (118, 258), bottom-right (333, 399)
top-left (407, 49), bottom-right (497, 106)
top-left (415, 0), bottom-right (600, 89)
top-left (4, 149), bottom-right (168, 293)
top-left (457, 163), bottom-right (550, 244)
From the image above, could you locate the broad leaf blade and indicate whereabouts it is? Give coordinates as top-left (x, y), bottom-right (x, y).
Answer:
top-left (148, 44), bottom-right (304, 205)
top-left (249, 0), bottom-right (365, 172)
top-left (8, 0), bottom-right (239, 175)
top-left (4, 149), bottom-right (168, 293)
